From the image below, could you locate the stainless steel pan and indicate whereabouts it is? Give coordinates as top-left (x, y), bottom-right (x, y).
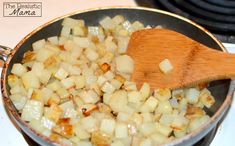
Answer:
top-left (1, 7), bottom-right (233, 146)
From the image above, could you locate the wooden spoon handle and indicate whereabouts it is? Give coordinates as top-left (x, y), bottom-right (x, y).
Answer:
top-left (179, 44), bottom-right (235, 87)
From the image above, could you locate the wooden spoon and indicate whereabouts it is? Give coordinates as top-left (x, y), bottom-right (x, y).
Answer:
top-left (126, 28), bottom-right (234, 89)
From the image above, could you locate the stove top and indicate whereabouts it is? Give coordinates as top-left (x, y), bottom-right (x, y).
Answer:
top-left (135, 0), bottom-right (235, 43)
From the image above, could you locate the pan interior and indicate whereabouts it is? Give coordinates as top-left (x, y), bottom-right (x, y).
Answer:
top-left (5, 7), bottom-right (230, 135)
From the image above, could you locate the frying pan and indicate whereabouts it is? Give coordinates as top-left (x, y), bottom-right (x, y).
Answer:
top-left (0, 7), bottom-right (233, 146)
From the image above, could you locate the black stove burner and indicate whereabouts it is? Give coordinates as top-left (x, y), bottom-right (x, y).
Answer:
top-left (21, 128), bottom-right (217, 146)
top-left (135, 0), bottom-right (235, 43)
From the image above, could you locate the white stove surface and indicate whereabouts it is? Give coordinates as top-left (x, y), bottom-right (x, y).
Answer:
top-left (0, 0), bottom-right (234, 145)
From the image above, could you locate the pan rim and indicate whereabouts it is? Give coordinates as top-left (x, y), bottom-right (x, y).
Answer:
top-left (1, 6), bottom-right (231, 146)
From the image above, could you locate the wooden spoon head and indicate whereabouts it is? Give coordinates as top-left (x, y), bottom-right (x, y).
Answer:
top-left (126, 28), bottom-right (217, 90)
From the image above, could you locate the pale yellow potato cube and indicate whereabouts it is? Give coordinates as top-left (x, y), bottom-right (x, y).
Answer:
top-left (185, 88), bottom-right (200, 104)
top-left (32, 39), bottom-right (45, 50)
top-left (115, 55), bottom-right (134, 74)
top-left (154, 88), bottom-right (171, 101)
top-left (155, 123), bottom-right (172, 137)
top-left (99, 16), bottom-right (116, 30)
top-left (61, 26), bottom-right (71, 37)
top-left (11, 63), bottom-right (27, 77)
top-left (140, 96), bottom-right (158, 112)
top-left (112, 15), bottom-right (125, 25)
top-left (47, 36), bottom-right (58, 45)
top-left (109, 90), bottom-right (128, 112)
top-left (54, 68), bottom-right (69, 80)
top-left (155, 100), bottom-right (173, 114)
top-left (22, 71), bottom-right (40, 89)
top-left (140, 122), bottom-right (157, 136)
top-left (61, 77), bottom-right (75, 89)
top-left (128, 91), bottom-right (142, 103)
top-left (73, 25), bottom-right (85, 36)
top-left (21, 100), bottom-right (43, 121)
top-left (101, 82), bottom-right (116, 94)
top-left (150, 132), bottom-right (168, 145)
top-left (9, 94), bottom-right (27, 110)
top-left (139, 138), bottom-right (153, 146)
top-left (115, 122), bottom-right (128, 138)
top-left (74, 75), bottom-right (86, 89)
top-left (159, 59), bottom-right (173, 74)
top-left (140, 82), bottom-right (150, 101)
top-left (81, 116), bottom-right (98, 133)
top-left (100, 118), bottom-right (116, 134)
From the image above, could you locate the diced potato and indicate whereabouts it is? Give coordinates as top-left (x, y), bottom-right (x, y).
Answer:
top-left (9, 94), bottom-right (27, 110)
top-left (140, 83), bottom-right (150, 101)
top-left (21, 100), bottom-right (43, 121)
top-left (112, 15), bottom-right (125, 25)
top-left (99, 16), bottom-right (116, 30)
top-left (159, 59), bottom-right (173, 74)
top-left (91, 131), bottom-right (112, 146)
top-left (74, 123), bottom-right (90, 139)
top-left (139, 138), bottom-right (153, 146)
top-left (185, 88), bottom-right (200, 104)
top-left (73, 37), bottom-right (90, 48)
top-left (59, 100), bottom-right (75, 115)
top-left (131, 21), bottom-right (144, 31)
top-left (61, 26), bottom-right (71, 37)
top-left (79, 90), bottom-right (100, 104)
top-left (56, 87), bottom-right (70, 99)
top-left (115, 122), bottom-right (128, 138)
top-left (109, 90), bottom-right (128, 112)
top-left (155, 123), bottom-right (172, 137)
top-left (117, 112), bottom-right (131, 122)
top-left (52, 118), bottom-right (74, 138)
top-left (128, 91), bottom-right (142, 103)
top-left (101, 82), bottom-right (116, 94)
top-left (32, 39), bottom-right (45, 50)
top-left (81, 116), bottom-right (98, 133)
top-left (123, 81), bottom-right (137, 91)
top-left (122, 20), bottom-right (132, 32)
top-left (61, 77), bottom-right (75, 89)
top-left (8, 74), bottom-right (21, 88)
top-left (97, 76), bottom-right (107, 86)
top-left (11, 63), bottom-right (27, 77)
top-left (199, 89), bottom-right (215, 108)
top-left (36, 48), bottom-right (54, 62)
top-left (62, 18), bottom-right (80, 28)
top-left (45, 104), bottom-right (62, 122)
top-left (39, 69), bottom-right (51, 85)
top-left (55, 68), bottom-right (69, 80)
top-left (155, 100), bottom-right (172, 114)
top-left (48, 36), bottom-right (59, 45)
top-left (47, 80), bottom-right (62, 91)
top-left (72, 25), bottom-right (85, 36)
top-left (100, 118), bottom-right (116, 134)
top-left (188, 115), bottom-right (210, 132)
top-left (77, 141), bottom-right (92, 146)
top-left (141, 112), bottom-right (154, 123)
top-left (115, 55), bottom-right (134, 74)
top-left (85, 49), bottom-right (98, 61)
top-left (74, 75), bottom-right (86, 89)
top-left (154, 88), bottom-right (171, 101)
top-left (111, 140), bottom-right (125, 146)
top-left (117, 37), bottom-right (129, 54)
top-left (172, 89), bottom-right (185, 101)
top-left (47, 93), bottom-right (60, 106)
top-left (22, 71), bottom-right (40, 89)
top-left (140, 96), bottom-right (158, 112)
top-left (150, 132), bottom-right (168, 145)
top-left (159, 114), bottom-right (174, 126)
top-left (140, 122), bottom-right (157, 136)
top-left (186, 106), bottom-right (205, 120)
top-left (110, 79), bottom-right (122, 90)
top-left (10, 84), bottom-right (27, 95)
top-left (31, 62), bottom-right (44, 77)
